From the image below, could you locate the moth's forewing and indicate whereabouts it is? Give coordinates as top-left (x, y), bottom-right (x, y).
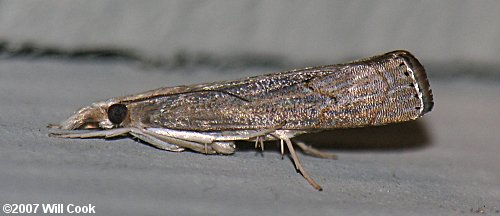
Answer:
top-left (128, 68), bottom-right (337, 131)
top-left (123, 50), bottom-right (433, 131)
top-left (306, 50), bottom-right (433, 128)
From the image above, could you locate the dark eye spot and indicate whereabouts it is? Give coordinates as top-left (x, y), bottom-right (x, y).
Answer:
top-left (108, 104), bottom-right (127, 124)
top-left (404, 71), bottom-right (410, 76)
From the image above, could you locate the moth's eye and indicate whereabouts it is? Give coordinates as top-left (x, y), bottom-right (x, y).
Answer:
top-left (107, 104), bottom-right (128, 124)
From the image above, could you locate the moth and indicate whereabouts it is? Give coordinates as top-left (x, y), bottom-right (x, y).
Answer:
top-left (49, 50), bottom-right (434, 190)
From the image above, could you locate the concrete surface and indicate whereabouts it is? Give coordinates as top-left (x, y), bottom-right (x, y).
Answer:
top-left (0, 58), bottom-right (499, 215)
top-left (2, 0), bottom-right (500, 70)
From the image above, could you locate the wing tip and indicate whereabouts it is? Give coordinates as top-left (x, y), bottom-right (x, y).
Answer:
top-left (391, 50), bottom-right (434, 115)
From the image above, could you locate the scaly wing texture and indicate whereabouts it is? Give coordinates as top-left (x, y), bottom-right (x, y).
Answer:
top-left (130, 51), bottom-right (432, 131)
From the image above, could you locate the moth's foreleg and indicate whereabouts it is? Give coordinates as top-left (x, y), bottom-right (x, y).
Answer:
top-left (211, 141), bottom-right (236, 154)
top-left (49, 128), bottom-right (131, 139)
top-left (143, 128), bottom-right (236, 155)
top-left (129, 129), bottom-right (184, 152)
top-left (142, 129), bottom-right (218, 154)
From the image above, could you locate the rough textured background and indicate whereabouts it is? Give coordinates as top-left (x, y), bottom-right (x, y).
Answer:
top-left (1, 0), bottom-right (500, 78)
top-left (0, 1), bottom-right (499, 215)
top-left (1, 59), bottom-right (499, 216)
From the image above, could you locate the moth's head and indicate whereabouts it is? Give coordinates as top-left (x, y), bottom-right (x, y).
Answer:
top-left (49, 101), bottom-right (129, 130)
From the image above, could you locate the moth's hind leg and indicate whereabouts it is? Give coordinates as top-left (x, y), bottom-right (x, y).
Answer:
top-left (214, 123), bottom-right (284, 141)
top-left (294, 140), bottom-right (338, 160)
top-left (272, 131), bottom-right (323, 191)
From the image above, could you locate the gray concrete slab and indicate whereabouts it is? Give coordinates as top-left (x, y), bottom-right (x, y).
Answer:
top-left (2, 1), bottom-right (500, 70)
top-left (0, 59), bottom-right (499, 215)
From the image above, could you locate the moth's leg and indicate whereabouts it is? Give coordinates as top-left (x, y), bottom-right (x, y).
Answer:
top-left (272, 132), bottom-right (323, 191)
top-left (144, 128), bottom-right (236, 154)
top-left (211, 141), bottom-right (236, 154)
top-left (128, 129), bottom-right (184, 152)
top-left (294, 140), bottom-right (338, 160)
top-left (214, 123), bottom-right (284, 141)
top-left (254, 136), bottom-right (265, 151)
top-left (142, 128), bottom-right (217, 154)
top-left (49, 128), bottom-right (131, 139)
top-left (50, 127), bottom-right (185, 152)
top-left (280, 139), bottom-right (284, 158)
top-left (145, 128), bottom-right (215, 144)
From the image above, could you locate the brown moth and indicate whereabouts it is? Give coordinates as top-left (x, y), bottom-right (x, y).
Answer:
top-left (49, 50), bottom-right (434, 190)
